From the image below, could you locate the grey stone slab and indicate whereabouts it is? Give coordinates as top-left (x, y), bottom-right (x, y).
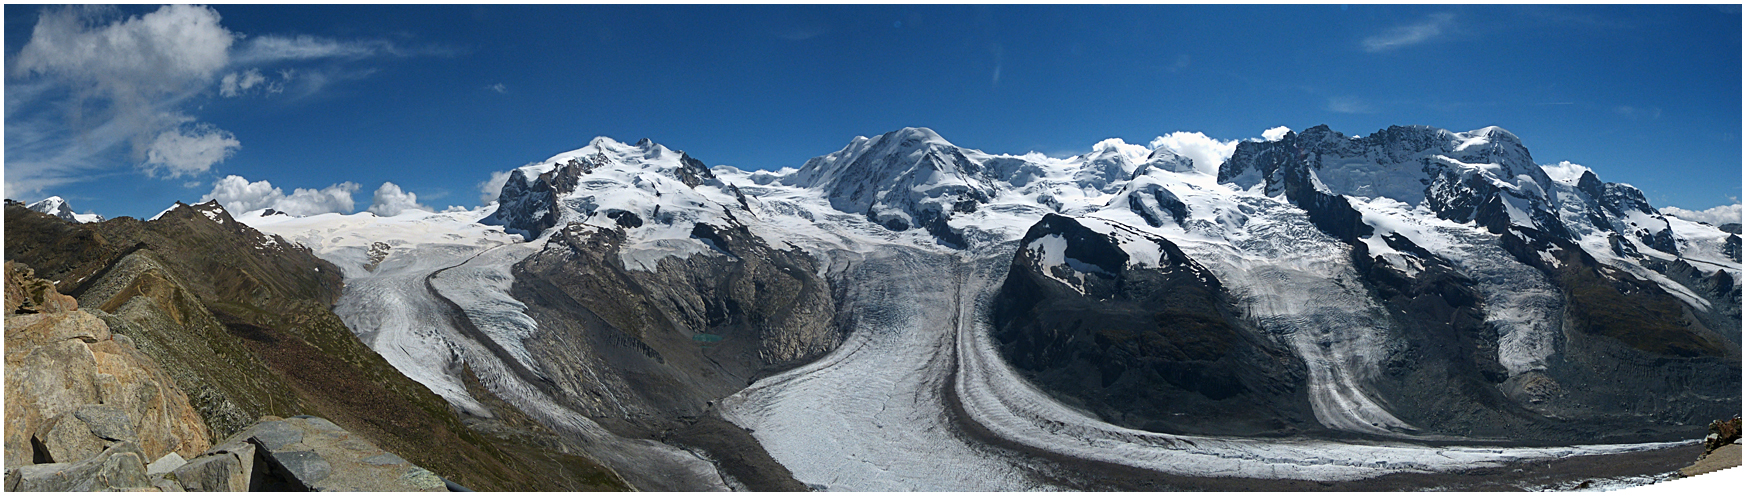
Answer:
top-left (145, 452), bottom-right (186, 476)
top-left (73, 404), bottom-right (137, 443)
top-left (246, 420), bottom-right (303, 451)
top-left (268, 450), bottom-right (332, 485)
top-left (361, 452), bottom-right (406, 466)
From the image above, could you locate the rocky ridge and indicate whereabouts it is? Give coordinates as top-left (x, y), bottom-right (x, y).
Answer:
top-left (4, 261), bottom-right (209, 488)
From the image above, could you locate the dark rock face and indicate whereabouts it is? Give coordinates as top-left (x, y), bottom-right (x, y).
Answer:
top-left (482, 168), bottom-right (561, 239)
top-left (1494, 227), bottom-right (1739, 432)
top-left (1349, 235), bottom-right (1574, 440)
top-left (1209, 125), bottom-right (1741, 442)
top-left (510, 220), bottom-right (839, 433)
top-left (990, 215), bottom-right (1315, 436)
top-left (1123, 182), bottom-right (1189, 229)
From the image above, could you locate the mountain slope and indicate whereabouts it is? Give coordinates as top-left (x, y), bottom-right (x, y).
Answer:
top-left (2, 201), bottom-right (628, 491)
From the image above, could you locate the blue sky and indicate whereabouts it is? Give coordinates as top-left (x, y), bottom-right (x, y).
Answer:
top-left (5, 4), bottom-right (1742, 220)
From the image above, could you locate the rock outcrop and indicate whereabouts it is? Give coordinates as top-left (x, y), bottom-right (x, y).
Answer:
top-left (1678, 416), bottom-right (1741, 478)
top-left (4, 262), bottom-right (210, 475)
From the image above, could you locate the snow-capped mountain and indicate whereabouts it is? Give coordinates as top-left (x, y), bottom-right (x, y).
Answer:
top-left (26, 196), bottom-right (103, 223)
top-left (232, 124), bottom-right (1739, 491)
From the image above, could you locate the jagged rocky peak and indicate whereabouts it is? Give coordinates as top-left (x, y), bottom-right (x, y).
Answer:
top-left (1222, 124), bottom-right (1547, 207)
top-left (26, 196), bottom-right (103, 223)
top-left (1220, 124), bottom-right (1578, 242)
top-left (156, 200), bottom-right (240, 228)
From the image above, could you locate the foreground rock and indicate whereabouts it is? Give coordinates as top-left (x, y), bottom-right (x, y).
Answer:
top-left (1679, 416), bottom-right (1742, 478)
top-left (4, 262), bottom-right (210, 479)
top-left (160, 415), bottom-right (446, 492)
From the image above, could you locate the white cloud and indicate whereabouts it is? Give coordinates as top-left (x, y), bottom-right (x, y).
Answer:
top-left (1261, 126), bottom-right (1291, 142)
top-left (1661, 204), bottom-right (1742, 226)
top-left (219, 68), bottom-right (290, 98)
top-left (12, 5), bottom-right (234, 95)
top-left (144, 124), bottom-right (240, 177)
top-left (1362, 12), bottom-right (1454, 53)
top-left (233, 35), bottom-right (391, 65)
top-left (6, 5), bottom-right (445, 197)
top-left (478, 170), bottom-right (514, 205)
top-left (1539, 160), bottom-right (1593, 184)
top-left (367, 182), bottom-right (431, 216)
top-left (7, 5), bottom-right (239, 192)
top-left (219, 68), bottom-right (276, 97)
top-left (487, 83), bottom-right (508, 94)
top-left (201, 175), bottom-right (359, 216)
top-left (1149, 132), bottom-right (1239, 176)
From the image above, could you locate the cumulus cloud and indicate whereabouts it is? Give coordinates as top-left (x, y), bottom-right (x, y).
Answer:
top-left (1662, 204), bottom-right (1742, 226)
top-left (201, 175), bottom-right (359, 216)
top-left (1149, 132), bottom-right (1240, 176)
top-left (367, 182), bottom-right (431, 216)
top-left (144, 125), bottom-right (240, 177)
top-left (1362, 12), bottom-right (1454, 52)
top-left (487, 83), bottom-right (508, 94)
top-left (1261, 126), bottom-right (1291, 142)
top-left (477, 170), bottom-right (515, 205)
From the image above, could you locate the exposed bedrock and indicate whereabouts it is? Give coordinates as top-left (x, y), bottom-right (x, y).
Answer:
top-left (989, 214), bottom-right (1317, 437)
top-left (510, 221), bottom-right (840, 435)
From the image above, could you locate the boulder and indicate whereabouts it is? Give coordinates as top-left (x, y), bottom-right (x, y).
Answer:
top-left (171, 450), bottom-right (250, 491)
top-left (32, 412), bottom-right (110, 463)
top-left (4, 441), bottom-right (150, 491)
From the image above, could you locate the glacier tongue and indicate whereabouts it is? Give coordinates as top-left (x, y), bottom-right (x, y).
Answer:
top-left (723, 237), bottom-right (1679, 487)
top-left (720, 247), bottom-right (1050, 491)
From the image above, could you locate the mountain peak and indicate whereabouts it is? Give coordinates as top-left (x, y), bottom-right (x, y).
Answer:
top-left (883, 126), bottom-right (951, 147)
top-left (26, 196), bottom-right (103, 223)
